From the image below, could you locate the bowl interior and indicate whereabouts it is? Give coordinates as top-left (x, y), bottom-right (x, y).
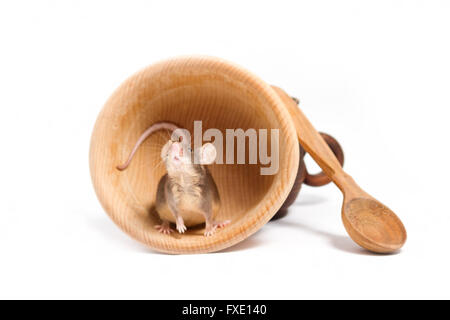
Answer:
top-left (90, 57), bottom-right (298, 253)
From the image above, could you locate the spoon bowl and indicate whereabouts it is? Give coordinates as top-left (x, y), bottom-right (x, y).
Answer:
top-left (342, 197), bottom-right (407, 253)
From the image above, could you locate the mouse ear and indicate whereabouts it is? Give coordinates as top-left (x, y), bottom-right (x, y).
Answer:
top-left (199, 143), bottom-right (216, 165)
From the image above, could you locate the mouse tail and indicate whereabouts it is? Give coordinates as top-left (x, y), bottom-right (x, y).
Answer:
top-left (116, 121), bottom-right (182, 171)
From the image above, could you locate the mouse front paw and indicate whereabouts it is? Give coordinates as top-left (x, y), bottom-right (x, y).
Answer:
top-left (176, 222), bottom-right (187, 234)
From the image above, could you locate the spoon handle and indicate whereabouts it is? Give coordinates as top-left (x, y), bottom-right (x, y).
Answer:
top-left (272, 87), bottom-right (350, 192)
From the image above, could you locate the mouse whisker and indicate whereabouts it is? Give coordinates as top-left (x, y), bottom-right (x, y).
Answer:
top-left (154, 158), bottom-right (165, 170)
top-left (164, 129), bottom-right (171, 140)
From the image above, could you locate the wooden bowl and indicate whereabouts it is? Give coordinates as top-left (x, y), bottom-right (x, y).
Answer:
top-left (89, 56), bottom-right (299, 254)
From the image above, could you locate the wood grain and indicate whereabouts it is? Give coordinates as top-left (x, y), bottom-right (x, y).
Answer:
top-left (89, 56), bottom-right (299, 254)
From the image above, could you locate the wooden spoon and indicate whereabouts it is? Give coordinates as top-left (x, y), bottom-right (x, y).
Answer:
top-left (273, 87), bottom-right (407, 253)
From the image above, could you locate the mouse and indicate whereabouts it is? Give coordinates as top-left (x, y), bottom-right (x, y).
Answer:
top-left (117, 121), bottom-right (230, 236)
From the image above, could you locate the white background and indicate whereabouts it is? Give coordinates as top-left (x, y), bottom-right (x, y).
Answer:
top-left (1, 0), bottom-right (449, 299)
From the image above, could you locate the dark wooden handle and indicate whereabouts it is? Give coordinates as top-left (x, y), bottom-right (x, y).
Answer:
top-left (272, 132), bottom-right (344, 221)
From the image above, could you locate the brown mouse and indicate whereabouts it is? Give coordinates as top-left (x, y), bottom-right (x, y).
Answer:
top-left (117, 122), bottom-right (229, 236)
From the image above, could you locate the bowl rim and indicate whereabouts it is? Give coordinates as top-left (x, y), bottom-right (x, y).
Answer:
top-left (89, 55), bottom-right (300, 254)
